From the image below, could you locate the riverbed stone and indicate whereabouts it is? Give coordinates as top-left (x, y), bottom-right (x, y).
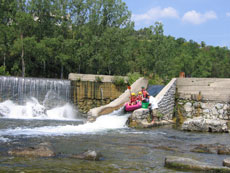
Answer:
top-left (223, 158), bottom-right (230, 167)
top-left (182, 117), bottom-right (228, 132)
top-left (165, 156), bottom-right (230, 172)
top-left (71, 150), bottom-right (103, 161)
top-left (190, 144), bottom-right (218, 154)
top-left (8, 142), bottom-right (55, 157)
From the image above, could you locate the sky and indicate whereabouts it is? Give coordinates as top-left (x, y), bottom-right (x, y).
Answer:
top-left (123, 0), bottom-right (230, 48)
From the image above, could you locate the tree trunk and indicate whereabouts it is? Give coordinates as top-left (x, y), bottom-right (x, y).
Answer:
top-left (3, 53), bottom-right (6, 67)
top-left (21, 33), bottom-right (25, 77)
top-left (43, 61), bottom-right (46, 76)
top-left (61, 64), bottom-right (63, 79)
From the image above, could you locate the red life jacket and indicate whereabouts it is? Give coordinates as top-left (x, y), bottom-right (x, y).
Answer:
top-left (137, 95), bottom-right (142, 101)
top-left (142, 90), bottom-right (148, 98)
top-left (130, 96), bottom-right (137, 103)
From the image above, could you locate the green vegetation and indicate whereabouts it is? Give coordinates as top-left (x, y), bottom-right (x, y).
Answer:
top-left (112, 76), bottom-right (126, 87)
top-left (95, 76), bottom-right (103, 83)
top-left (1, 0), bottom-right (230, 82)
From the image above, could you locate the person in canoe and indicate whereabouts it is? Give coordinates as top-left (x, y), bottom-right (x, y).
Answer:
top-left (141, 86), bottom-right (150, 102)
top-left (137, 91), bottom-right (143, 101)
top-left (129, 92), bottom-right (137, 105)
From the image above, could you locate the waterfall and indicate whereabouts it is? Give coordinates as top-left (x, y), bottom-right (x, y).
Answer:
top-left (0, 76), bottom-right (70, 104)
top-left (0, 76), bottom-right (77, 120)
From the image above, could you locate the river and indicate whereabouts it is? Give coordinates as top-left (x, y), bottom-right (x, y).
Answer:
top-left (0, 77), bottom-right (229, 172)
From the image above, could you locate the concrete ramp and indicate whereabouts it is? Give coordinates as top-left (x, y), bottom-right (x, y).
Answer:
top-left (87, 77), bottom-right (148, 117)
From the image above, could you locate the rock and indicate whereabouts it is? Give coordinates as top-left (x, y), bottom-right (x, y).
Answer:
top-left (182, 117), bottom-right (228, 132)
top-left (131, 108), bottom-right (149, 120)
top-left (223, 104), bottom-right (228, 110)
top-left (218, 147), bottom-right (230, 155)
top-left (190, 144), bottom-right (218, 154)
top-left (184, 102), bottom-right (192, 112)
top-left (165, 156), bottom-right (230, 172)
top-left (191, 143), bottom-right (230, 155)
top-left (216, 103), bottom-right (224, 110)
top-left (223, 158), bottom-right (230, 167)
top-left (203, 109), bottom-right (210, 114)
top-left (211, 107), bottom-right (218, 115)
top-left (71, 150), bottom-right (103, 161)
top-left (87, 116), bottom-right (97, 122)
top-left (155, 145), bottom-right (178, 151)
top-left (8, 142), bottom-right (55, 157)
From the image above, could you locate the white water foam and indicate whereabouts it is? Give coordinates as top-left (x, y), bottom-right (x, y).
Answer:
top-left (0, 114), bottom-right (129, 136)
top-left (0, 98), bottom-right (77, 120)
top-left (0, 136), bottom-right (10, 143)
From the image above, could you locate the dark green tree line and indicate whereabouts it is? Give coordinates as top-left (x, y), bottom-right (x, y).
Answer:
top-left (0, 0), bottom-right (230, 83)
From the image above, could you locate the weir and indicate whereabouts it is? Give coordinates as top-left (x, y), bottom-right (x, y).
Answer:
top-left (0, 76), bottom-right (71, 104)
top-left (0, 76), bottom-right (75, 120)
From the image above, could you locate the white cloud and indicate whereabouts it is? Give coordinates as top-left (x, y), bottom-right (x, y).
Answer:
top-left (182, 10), bottom-right (217, 25)
top-left (132, 7), bottom-right (179, 25)
top-left (226, 12), bottom-right (230, 17)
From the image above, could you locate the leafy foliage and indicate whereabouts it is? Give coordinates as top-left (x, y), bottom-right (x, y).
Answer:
top-left (0, 0), bottom-right (230, 84)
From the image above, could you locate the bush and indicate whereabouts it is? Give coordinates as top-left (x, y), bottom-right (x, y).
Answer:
top-left (127, 72), bottom-right (141, 85)
top-left (95, 76), bottom-right (103, 83)
top-left (112, 76), bottom-right (126, 87)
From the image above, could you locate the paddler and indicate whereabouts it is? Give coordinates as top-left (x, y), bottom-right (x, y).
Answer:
top-left (136, 91), bottom-right (143, 101)
top-left (130, 92), bottom-right (137, 105)
top-left (141, 86), bottom-right (149, 102)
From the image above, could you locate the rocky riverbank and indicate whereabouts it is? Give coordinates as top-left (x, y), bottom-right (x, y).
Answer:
top-left (165, 156), bottom-right (230, 172)
top-left (127, 108), bottom-right (174, 128)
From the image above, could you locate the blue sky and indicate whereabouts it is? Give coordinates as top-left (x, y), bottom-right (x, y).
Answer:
top-left (123, 0), bottom-right (230, 47)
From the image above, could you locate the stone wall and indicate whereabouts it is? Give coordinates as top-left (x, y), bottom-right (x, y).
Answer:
top-left (155, 78), bottom-right (177, 120)
top-left (176, 78), bottom-right (230, 120)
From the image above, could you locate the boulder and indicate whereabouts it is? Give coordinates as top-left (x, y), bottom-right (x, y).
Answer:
top-left (71, 150), bottom-right (103, 161)
top-left (131, 108), bottom-right (149, 121)
top-left (223, 158), bottom-right (230, 167)
top-left (190, 144), bottom-right (218, 154)
top-left (165, 156), bottom-right (230, 172)
top-left (191, 144), bottom-right (230, 155)
top-left (182, 117), bottom-right (228, 132)
top-left (8, 142), bottom-right (55, 157)
top-left (218, 147), bottom-right (230, 155)
top-left (127, 108), bottom-right (173, 128)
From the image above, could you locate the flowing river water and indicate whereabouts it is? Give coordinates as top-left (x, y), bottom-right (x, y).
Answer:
top-left (0, 77), bottom-right (229, 172)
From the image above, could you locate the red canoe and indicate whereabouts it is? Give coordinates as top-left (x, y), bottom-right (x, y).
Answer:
top-left (124, 101), bottom-right (142, 112)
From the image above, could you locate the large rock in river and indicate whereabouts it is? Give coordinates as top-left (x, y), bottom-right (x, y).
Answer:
top-left (165, 156), bottom-right (230, 172)
top-left (182, 117), bottom-right (228, 132)
top-left (8, 142), bottom-right (55, 157)
top-left (127, 108), bottom-right (173, 128)
top-left (71, 150), bottom-right (103, 161)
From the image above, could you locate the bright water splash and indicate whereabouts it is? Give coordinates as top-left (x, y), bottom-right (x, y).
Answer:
top-left (0, 98), bottom-right (77, 120)
top-left (0, 113), bottom-right (129, 136)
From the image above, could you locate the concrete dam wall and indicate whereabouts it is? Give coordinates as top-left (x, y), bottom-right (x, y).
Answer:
top-left (69, 73), bottom-right (127, 113)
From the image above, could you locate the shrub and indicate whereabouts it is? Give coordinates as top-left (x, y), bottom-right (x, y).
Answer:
top-left (112, 76), bottom-right (126, 87)
top-left (95, 76), bottom-right (103, 83)
top-left (127, 72), bottom-right (141, 85)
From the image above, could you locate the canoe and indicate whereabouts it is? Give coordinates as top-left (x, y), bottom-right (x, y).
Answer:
top-left (124, 101), bottom-right (142, 112)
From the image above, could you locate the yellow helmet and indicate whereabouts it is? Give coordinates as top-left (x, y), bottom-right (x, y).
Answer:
top-left (138, 91), bottom-right (142, 95)
top-left (131, 92), bottom-right (136, 96)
